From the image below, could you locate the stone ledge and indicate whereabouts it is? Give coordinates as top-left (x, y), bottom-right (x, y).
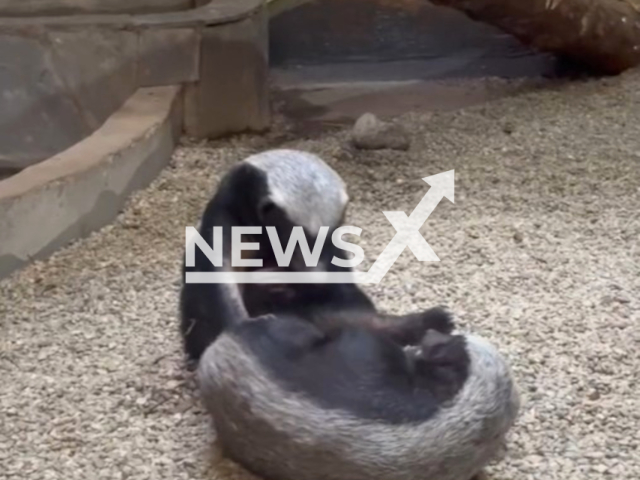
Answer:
top-left (0, 0), bottom-right (263, 30)
top-left (0, 0), bottom-right (193, 17)
top-left (0, 0), bottom-right (269, 169)
top-left (0, 85), bottom-right (183, 279)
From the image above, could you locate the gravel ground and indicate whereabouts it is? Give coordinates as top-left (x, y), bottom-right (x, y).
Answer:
top-left (1, 69), bottom-right (639, 480)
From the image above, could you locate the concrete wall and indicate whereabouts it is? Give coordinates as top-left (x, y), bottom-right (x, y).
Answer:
top-left (0, 0), bottom-right (193, 16)
top-left (0, 86), bottom-right (183, 279)
top-left (0, 30), bottom-right (140, 171)
top-left (0, 0), bottom-right (270, 279)
top-left (269, 0), bottom-right (544, 66)
top-left (0, 0), bottom-right (269, 171)
top-left (184, 6), bottom-right (270, 138)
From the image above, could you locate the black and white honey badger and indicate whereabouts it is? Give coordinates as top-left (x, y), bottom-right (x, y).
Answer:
top-left (180, 148), bottom-right (450, 365)
top-left (180, 148), bottom-right (377, 368)
top-left (183, 149), bottom-right (521, 480)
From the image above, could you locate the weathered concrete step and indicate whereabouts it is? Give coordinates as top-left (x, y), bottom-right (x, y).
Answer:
top-left (0, 85), bottom-right (182, 279)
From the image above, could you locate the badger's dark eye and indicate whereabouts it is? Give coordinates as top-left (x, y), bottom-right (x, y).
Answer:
top-left (259, 200), bottom-right (277, 221)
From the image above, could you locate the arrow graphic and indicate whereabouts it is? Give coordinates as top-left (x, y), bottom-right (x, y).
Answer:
top-left (357, 169), bottom-right (455, 284)
top-left (185, 170), bottom-right (454, 284)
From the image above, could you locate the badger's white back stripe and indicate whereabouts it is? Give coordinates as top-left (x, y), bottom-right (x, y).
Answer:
top-left (244, 149), bottom-right (349, 236)
top-left (198, 331), bottom-right (520, 480)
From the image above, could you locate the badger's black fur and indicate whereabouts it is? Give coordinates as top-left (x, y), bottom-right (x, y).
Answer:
top-left (183, 149), bottom-right (521, 480)
top-left (197, 305), bottom-right (520, 480)
top-left (180, 149), bottom-right (371, 366)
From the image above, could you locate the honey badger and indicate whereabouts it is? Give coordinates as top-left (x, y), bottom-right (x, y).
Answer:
top-left (197, 306), bottom-right (521, 480)
top-left (180, 148), bottom-right (375, 367)
top-left (185, 149), bottom-right (520, 480)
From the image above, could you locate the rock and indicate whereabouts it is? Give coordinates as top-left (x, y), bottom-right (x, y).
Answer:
top-left (503, 121), bottom-right (515, 134)
top-left (513, 231), bottom-right (524, 244)
top-left (588, 390), bottom-right (601, 401)
top-left (351, 113), bottom-right (410, 151)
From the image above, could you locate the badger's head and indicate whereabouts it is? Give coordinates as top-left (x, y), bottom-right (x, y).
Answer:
top-left (240, 149), bottom-right (351, 273)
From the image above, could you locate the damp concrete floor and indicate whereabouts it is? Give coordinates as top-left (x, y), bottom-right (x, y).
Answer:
top-left (1, 68), bottom-right (639, 480)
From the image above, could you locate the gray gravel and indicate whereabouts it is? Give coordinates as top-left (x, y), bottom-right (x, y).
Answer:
top-left (2, 68), bottom-right (640, 480)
